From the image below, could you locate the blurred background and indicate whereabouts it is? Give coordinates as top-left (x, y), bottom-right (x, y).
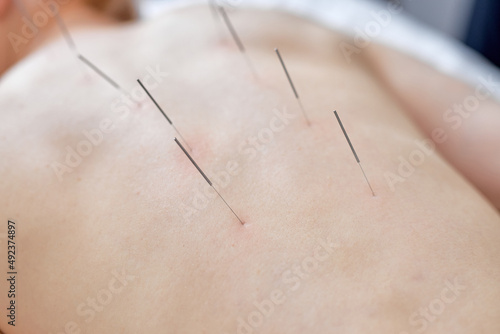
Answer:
top-left (378, 0), bottom-right (500, 68)
top-left (141, 0), bottom-right (499, 68)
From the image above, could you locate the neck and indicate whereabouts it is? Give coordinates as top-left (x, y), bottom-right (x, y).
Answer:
top-left (1, 1), bottom-right (118, 75)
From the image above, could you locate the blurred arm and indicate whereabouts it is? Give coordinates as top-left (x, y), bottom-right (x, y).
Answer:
top-left (365, 44), bottom-right (500, 209)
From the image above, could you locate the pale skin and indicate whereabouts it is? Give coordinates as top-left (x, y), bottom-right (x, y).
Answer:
top-left (0, 1), bottom-right (499, 333)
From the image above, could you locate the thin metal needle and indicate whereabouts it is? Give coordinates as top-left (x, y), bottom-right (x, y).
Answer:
top-left (174, 138), bottom-right (245, 225)
top-left (219, 6), bottom-right (244, 52)
top-left (357, 162), bottom-right (375, 197)
top-left (218, 6), bottom-right (259, 79)
top-left (50, 11), bottom-right (94, 80)
top-left (137, 80), bottom-right (193, 152)
top-left (275, 48), bottom-right (311, 126)
top-left (208, 0), bottom-right (219, 23)
top-left (54, 12), bottom-right (77, 52)
top-left (77, 54), bottom-right (121, 90)
top-left (77, 54), bottom-right (129, 97)
top-left (333, 110), bottom-right (376, 197)
top-left (175, 138), bottom-right (211, 185)
top-left (208, 0), bottom-right (225, 39)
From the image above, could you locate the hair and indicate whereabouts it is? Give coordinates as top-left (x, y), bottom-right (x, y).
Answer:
top-left (84, 0), bottom-right (138, 21)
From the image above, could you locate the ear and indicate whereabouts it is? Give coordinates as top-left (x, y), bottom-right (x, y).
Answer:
top-left (0, 0), bottom-right (12, 17)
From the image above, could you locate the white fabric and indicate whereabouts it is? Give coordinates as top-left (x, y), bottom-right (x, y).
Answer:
top-left (140, 0), bottom-right (500, 100)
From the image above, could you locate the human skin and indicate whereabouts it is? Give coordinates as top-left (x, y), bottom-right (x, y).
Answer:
top-left (0, 4), bottom-right (499, 334)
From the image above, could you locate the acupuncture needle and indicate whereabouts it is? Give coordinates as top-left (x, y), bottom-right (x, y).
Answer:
top-left (218, 6), bottom-right (259, 79)
top-left (208, 0), bottom-right (227, 40)
top-left (208, 0), bottom-right (220, 25)
top-left (137, 79), bottom-right (193, 152)
top-left (275, 48), bottom-right (311, 126)
top-left (50, 13), bottom-right (126, 96)
top-left (77, 54), bottom-right (129, 96)
top-left (54, 12), bottom-right (78, 53)
top-left (333, 110), bottom-right (376, 197)
top-left (174, 138), bottom-right (245, 225)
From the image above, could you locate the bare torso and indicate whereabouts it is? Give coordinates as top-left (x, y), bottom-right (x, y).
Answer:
top-left (1, 6), bottom-right (499, 334)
